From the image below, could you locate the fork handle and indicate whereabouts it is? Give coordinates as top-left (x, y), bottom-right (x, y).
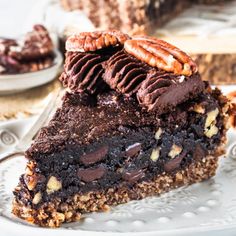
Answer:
top-left (0, 151), bottom-right (24, 164)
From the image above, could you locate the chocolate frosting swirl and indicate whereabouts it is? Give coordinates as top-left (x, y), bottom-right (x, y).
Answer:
top-left (137, 72), bottom-right (176, 109)
top-left (137, 72), bottom-right (205, 113)
top-left (103, 50), bottom-right (149, 96)
top-left (62, 30), bottom-right (205, 114)
top-left (60, 51), bottom-right (106, 94)
top-left (60, 47), bottom-right (120, 94)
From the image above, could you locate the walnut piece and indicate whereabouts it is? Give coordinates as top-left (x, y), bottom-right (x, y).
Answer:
top-left (205, 125), bottom-right (219, 138)
top-left (150, 147), bottom-right (161, 162)
top-left (46, 176), bottom-right (62, 194)
top-left (154, 128), bottom-right (162, 140)
top-left (66, 30), bottom-right (130, 52)
top-left (168, 144), bottom-right (183, 159)
top-left (204, 108), bottom-right (219, 138)
top-left (79, 194), bottom-right (91, 202)
top-left (32, 192), bottom-right (42, 205)
top-left (124, 36), bottom-right (197, 76)
top-left (175, 172), bottom-right (183, 182)
top-left (193, 104), bottom-right (205, 114)
top-left (24, 174), bottom-right (38, 190)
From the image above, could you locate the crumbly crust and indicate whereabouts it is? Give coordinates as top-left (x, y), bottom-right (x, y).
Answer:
top-left (12, 87), bottom-right (229, 227)
top-left (12, 154), bottom-right (219, 227)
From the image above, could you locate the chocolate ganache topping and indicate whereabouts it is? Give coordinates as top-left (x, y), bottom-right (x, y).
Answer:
top-left (103, 49), bottom-right (150, 96)
top-left (137, 72), bottom-right (204, 113)
top-left (61, 30), bottom-right (204, 114)
top-left (60, 47), bottom-right (120, 94)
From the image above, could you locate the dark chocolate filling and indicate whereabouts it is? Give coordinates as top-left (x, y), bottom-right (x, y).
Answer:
top-left (15, 90), bottom-right (224, 208)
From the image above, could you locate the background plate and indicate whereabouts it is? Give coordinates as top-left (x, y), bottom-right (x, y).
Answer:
top-left (0, 50), bottom-right (62, 95)
top-left (0, 129), bottom-right (236, 236)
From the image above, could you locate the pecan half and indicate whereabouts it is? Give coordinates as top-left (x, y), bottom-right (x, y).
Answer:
top-left (66, 30), bottom-right (130, 52)
top-left (124, 36), bottom-right (197, 76)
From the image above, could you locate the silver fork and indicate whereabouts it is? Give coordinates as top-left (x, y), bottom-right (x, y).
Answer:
top-left (0, 87), bottom-right (62, 163)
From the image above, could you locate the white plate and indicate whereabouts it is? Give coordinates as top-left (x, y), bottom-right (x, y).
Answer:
top-left (0, 50), bottom-right (63, 95)
top-left (0, 130), bottom-right (236, 236)
top-left (0, 87), bottom-right (235, 236)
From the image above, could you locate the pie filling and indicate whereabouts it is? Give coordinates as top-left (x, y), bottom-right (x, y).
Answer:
top-left (14, 90), bottom-right (225, 209)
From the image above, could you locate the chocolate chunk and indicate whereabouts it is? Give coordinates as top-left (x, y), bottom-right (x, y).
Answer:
top-left (80, 145), bottom-right (109, 166)
top-left (164, 151), bottom-right (187, 172)
top-left (122, 169), bottom-right (145, 183)
top-left (77, 166), bottom-right (106, 182)
top-left (193, 143), bottom-right (206, 161)
top-left (125, 143), bottom-right (141, 157)
top-left (103, 49), bottom-right (149, 96)
top-left (164, 157), bottom-right (183, 173)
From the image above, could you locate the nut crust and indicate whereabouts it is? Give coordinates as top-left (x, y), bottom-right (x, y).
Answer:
top-left (227, 91), bottom-right (236, 128)
top-left (124, 36), bottom-right (197, 76)
top-left (66, 30), bottom-right (130, 52)
top-left (12, 154), bottom-right (219, 227)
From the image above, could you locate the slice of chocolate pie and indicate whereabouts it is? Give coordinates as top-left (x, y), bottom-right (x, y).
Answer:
top-left (12, 30), bottom-right (230, 227)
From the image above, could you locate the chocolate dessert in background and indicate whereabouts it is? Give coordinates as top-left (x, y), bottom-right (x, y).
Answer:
top-left (60, 0), bottom-right (190, 35)
top-left (59, 0), bottom-right (235, 85)
top-left (60, 0), bottom-right (231, 36)
top-left (12, 30), bottom-right (230, 227)
top-left (0, 25), bottom-right (55, 75)
top-left (155, 1), bottom-right (236, 85)
top-left (192, 53), bottom-right (236, 85)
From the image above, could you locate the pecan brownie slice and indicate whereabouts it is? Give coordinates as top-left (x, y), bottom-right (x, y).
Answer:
top-left (0, 25), bottom-right (55, 74)
top-left (12, 30), bottom-right (230, 227)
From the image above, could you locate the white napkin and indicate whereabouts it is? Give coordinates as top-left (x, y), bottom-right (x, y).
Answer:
top-left (0, 0), bottom-right (36, 37)
top-left (22, 0), bottom-right (95, 39)
top-left (0, 0), bottom-right (95, 40)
